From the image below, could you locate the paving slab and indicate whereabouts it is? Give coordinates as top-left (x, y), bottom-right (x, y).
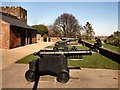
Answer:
top-left (1, 41), bottom-right (54, 69)
top-left (0, 41), bottom-right (54, 89)
top-left (1, 41), bottom-right (119, 89)
top-left (2, 64), bottom-right (119, 89)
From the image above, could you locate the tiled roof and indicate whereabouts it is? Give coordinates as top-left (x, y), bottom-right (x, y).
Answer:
top-left (0, 12), bottom-right (36, 30)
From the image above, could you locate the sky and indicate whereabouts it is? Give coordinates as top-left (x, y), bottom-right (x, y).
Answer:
top-left (1, 1), bottom-right (119, 36)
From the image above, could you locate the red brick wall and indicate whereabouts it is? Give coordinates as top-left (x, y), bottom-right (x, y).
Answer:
top-left (0, 19), bottom-right (37, 49)
top-left (0, 19), bottom-right (10, 49)
top-left (32, 30), bottom-right (37, 43)
top-left (10, 27), bottom-right (37, 49)
top-left (26, 30), bottom-right (31, 44)
top-left (26, 30), bottom-right (37, 44)
top-left (0, 20), bottom-right (2, 48)
top-left (10, 26), bottom-right (21, 49)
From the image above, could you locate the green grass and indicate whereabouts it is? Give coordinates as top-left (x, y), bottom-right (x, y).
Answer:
top-left (16, 45), bottom-right (89, 64)
top-left (16, 43), bottom-right (120, 70)
top-left (15, 54), bottom-right (39, 64)
top-left (16, 52), bottom-right (120, 70)
top-left (68, 45), bottom-right (89, 50)
top-left (84, 40), bottom-right (95, 44)
top-left (16, 41), bottom-right (120, 70)
top-left (45, 44), bottom-right (89, 50)
top-left (47, 40), bottom-right (120, 53)
top-left (68, 53), bottom-right (120, 70)
top-left (45, 44), bottom-right (54, 48)
top-left (102, 44), bottom-right (120, 53)
top-left (84, 40), bottom-right (120, 54)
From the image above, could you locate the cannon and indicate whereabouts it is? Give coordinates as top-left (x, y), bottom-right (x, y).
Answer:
top-left (53, 38), bottom-right (78, 51)
top-left (25, 49), bottom-right (92, 83)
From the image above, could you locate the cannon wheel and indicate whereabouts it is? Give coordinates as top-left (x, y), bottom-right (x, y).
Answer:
top-left (64, 47), bottom-right (68, 51)
top-left (25, 70), bottom-right (36, 82)
top-left (57, 72), bottom-right (70, 83)
top-left (53, 47), bottom-right (58, 50)
top-left (67, 67), bottom-right (69, 73)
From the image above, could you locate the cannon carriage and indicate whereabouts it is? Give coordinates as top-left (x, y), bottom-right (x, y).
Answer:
top-left (25, 49), bottom-right (92, 83)
top-left (53, 38), bottom-right (79, 51)
top-left (25, 38), bottom-right (92, 83)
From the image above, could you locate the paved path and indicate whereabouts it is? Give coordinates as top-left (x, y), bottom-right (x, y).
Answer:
top-left (1, 41), bottom-right (54, 69)
top-left (1, 41), bottom-right (119, 89)
top-left (2, 64), bottom-right (119, 89)
top-left (0, 41), bottom-right (54, 89)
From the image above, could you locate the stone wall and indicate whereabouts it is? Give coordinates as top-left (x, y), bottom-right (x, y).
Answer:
top-left (26, 30), bottom-right (37, 44)
top-left (10, 26), bottom-right (21, 48)
top-left (81, 40), bottom-right (120, 64)
top-left (0, 6), bottom-right (37, 49)
top-left (37, 36), bottom-right (60, 42)
top-left (10, 28), bottom-right (37, 49)
top-left (99, 47), bottom-right (120, 64)
top-left (0, 6), bottom-right (27, 23)
top-left (31, 30), bottom-right (37, 43)
top-left (50, 37), bottom-right (60, 42)
top-left (0, 19), bottom-right (10, 49)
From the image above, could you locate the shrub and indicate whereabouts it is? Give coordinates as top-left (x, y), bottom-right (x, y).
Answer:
top-left (43, 34), bottom-right (47, 42)
top-left (104, 31), bottom-right (120, 46)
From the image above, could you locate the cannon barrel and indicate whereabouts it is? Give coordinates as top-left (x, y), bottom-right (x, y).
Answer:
top-left (65, 38), bottom-right (78, 43)
top-left (34, 50), bottom-right (92, 58)
top-left (25, 43), bottom-right (93, 85)
top-left (53, 38), bottom-right (79, 51)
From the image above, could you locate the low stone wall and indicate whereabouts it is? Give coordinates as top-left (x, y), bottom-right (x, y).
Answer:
top-left (81, 41), bottom-right (92, 48)
top-left (82, 40), bottom-right (120, 64)
top-left (99, 47), bottom-right (120, 64)
top-left (50, 37), bottom-right (60, 42)
top-left (37, 36), bottom-right (60, 42)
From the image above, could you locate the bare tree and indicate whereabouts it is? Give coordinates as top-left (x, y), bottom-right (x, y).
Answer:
top-left (53, 13), bottom-right (82, 38)
top-left (48, 25), bottom-right (61, 37)
top-left (84, 22), bottom-right (95, 40)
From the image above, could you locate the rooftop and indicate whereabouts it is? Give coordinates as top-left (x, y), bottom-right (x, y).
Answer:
top-left (0, 12), bottom-right (35, 30)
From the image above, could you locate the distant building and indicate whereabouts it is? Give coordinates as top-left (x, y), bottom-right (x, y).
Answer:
top-left (0, 6), bottom-right (37, 49)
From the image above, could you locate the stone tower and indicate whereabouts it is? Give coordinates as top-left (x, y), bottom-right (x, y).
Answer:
top-left (0, 6), bottom-right (27, 23)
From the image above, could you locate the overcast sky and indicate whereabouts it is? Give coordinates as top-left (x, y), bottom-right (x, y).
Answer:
top-left (1, 1), bottom-right (119, 36)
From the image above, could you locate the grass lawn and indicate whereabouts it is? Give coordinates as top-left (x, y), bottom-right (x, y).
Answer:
top-left (47, 40), bottom-right (120, 53)
top-left (16, 51), bottom-right (120, 70)
top-left (84, 40), bottom-right (95, 44)
top-left (69, 53), bottom-right (120, 70)
top-left (84, 40), bottom-right (120, 53)
top-left (15, 54), bottom-right (39, 64)
top-left (102, 44), bottom-right (120, 53)
top-left (46, 44), bottom-right (89, 50)
top-left (45, 44), bottom-right (54, 48)
top-left (16, 42), bottom-right (120, 70)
